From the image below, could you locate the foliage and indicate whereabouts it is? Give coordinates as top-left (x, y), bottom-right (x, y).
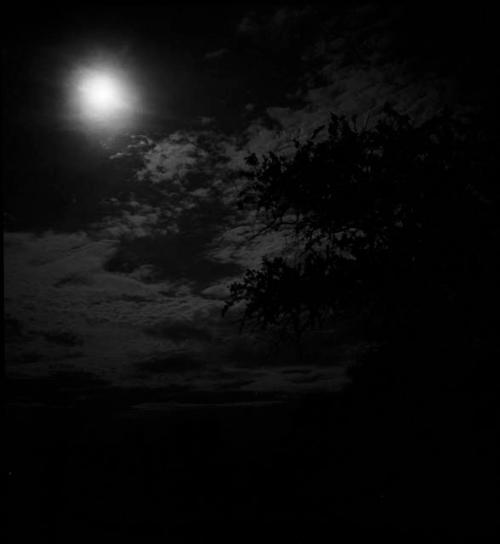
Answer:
top-left (223, 106), bottom-right (498, 353)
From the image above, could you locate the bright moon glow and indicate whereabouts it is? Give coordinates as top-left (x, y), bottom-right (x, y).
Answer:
top-left (73, 67), bottom-right (137, 126)
top-left (80, 74), bottom-right (127, 111)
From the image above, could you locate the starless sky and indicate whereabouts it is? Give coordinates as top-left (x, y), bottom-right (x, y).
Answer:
top-left (3, 3), bottom-right (497, 133)
top-left (3, 3), bottom-right (498, 393)
top-left (4, 4), bottom-right (318, 133)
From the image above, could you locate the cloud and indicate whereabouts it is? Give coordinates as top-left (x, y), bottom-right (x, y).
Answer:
top-left (200, 283), bottom-right (231, 300)
top-left (204, 48), bottom-right (229, 60)
top-left (224, 5), bottom-right (468, 173)
top-left (237, 14), bottom-right (259, 35)
top-left (4, 229), bottom-right (232, 386)
top-left (237, 6), bottom-right (313, 38)
top-left (209, 226), bottom-right (291, 271)
top-left (198, 116), bottom-right (215, 126)
top-left (272, 6), bottom-right (313, 26)
top-left (136, 129), bottom-right (236, 185)
top-left (95, 203), bottom-right (164, 239)
top-left (136, 132), bottom-right (204, 183)
top-left (109, 134), bottom-right (155, 160)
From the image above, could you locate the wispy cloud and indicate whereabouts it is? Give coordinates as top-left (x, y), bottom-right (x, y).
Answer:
top-left (237, 6), bottom-right (313, 37)
top-left (198, 116), bottom-right (215, 125)
top-left (204, 48), bottom-right (229, 60)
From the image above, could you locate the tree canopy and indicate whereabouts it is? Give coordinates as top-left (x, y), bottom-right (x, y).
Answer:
top-left (223, 107), bottom-right (499, 359)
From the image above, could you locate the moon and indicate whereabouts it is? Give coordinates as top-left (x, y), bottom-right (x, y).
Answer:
top-left (72, 66), bottom-right (138, 127)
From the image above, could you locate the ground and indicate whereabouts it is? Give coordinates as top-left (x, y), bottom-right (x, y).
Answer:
top-left (6, 372), bottom-right (497, 541)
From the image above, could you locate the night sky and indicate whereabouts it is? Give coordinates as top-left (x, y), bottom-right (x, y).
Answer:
top-left (3, 3), bottom-right (497, 391)
top-left (3, 5), bottom-right (498, 538)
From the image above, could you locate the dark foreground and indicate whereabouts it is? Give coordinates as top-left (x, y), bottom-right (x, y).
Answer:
top-left (6, 374), bottom-right (497, 542)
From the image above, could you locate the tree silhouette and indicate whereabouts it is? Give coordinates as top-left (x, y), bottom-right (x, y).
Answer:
top-left (224, 106), bottom-right (498, 367)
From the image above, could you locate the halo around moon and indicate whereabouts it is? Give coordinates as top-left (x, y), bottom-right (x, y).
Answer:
top-left (71, 65), bottom-right (139, 130)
